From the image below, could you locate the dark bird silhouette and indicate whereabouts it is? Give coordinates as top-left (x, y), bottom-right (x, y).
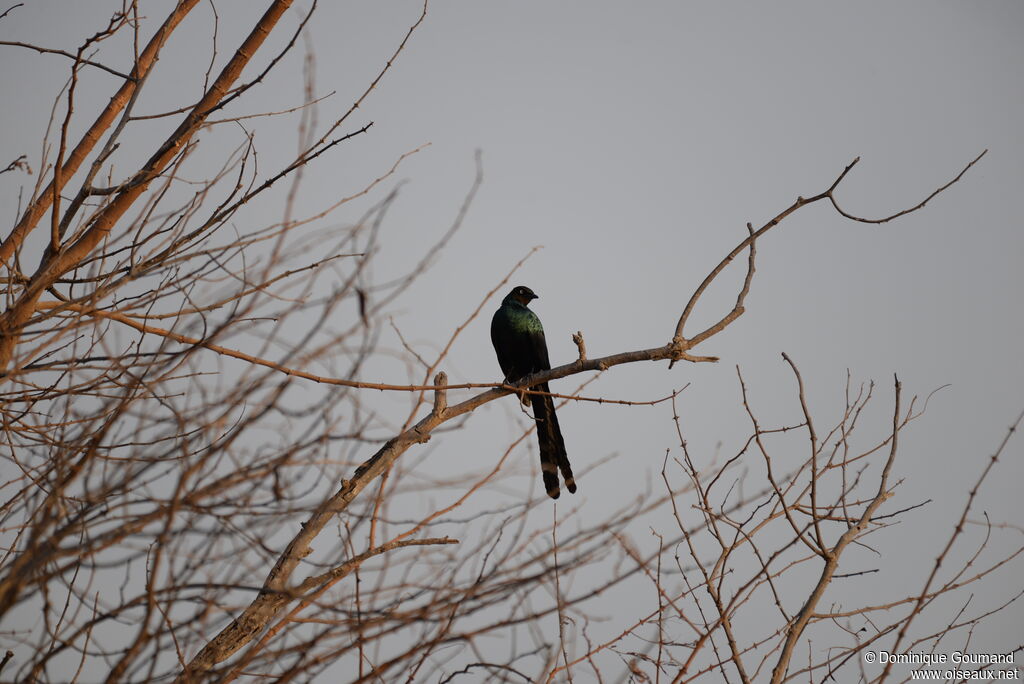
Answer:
top-left (491, 285), bottom-right (576, 499)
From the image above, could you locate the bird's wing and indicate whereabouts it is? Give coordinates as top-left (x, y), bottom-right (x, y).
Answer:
top-left (490, 307), bottom-right (517, 379)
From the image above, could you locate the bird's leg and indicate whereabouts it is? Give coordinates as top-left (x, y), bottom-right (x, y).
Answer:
top-left (502, 374), bottom-right (532, 407)
top-left (512, 385), bottom-right (537, 420)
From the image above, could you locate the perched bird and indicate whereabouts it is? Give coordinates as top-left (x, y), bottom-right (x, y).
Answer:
top-left (490, 285), bottom-right (576, 499)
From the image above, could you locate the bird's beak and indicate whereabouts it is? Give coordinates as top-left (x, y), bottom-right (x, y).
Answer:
top-left (530, 292), bottom-right (539, 300)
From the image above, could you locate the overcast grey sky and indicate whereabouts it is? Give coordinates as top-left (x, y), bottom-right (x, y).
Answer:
top-left (2, 0), bottom-right (1022, 677)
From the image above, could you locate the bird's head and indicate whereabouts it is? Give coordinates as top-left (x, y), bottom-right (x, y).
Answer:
top-left (507, 285), bottom-right (538, 306)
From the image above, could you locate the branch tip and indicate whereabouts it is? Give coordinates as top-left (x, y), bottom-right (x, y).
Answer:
top-left (432, 371), bottom-right (448, 416)
top-left (572, 331), bottom-right (587, 362)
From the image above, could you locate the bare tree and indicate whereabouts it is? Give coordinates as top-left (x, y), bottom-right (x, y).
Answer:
top-left (1, 2), bottom-right (1019, 682)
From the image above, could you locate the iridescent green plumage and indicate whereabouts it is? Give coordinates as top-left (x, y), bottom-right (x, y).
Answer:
top-left (491, 286), bottom-right (576, 499)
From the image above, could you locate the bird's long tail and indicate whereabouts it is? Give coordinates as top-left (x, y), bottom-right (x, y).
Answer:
top-left (531, 383), bottom-right (576, 499)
